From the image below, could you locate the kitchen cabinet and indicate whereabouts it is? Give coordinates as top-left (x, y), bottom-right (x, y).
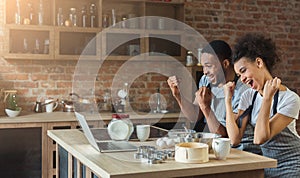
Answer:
top-left (0, 112), bottom-right (186, 178)
top-left (3, 0), bottom-right (185, 61)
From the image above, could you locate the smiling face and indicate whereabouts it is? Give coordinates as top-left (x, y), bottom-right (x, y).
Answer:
top-left (234, 57), bottom-right (269, 91)
top-left (201, 53), bottom-right (225, 85)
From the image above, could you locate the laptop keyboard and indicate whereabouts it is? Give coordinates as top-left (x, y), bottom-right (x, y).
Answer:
top-left (97, 141), bottom-right (137, 152)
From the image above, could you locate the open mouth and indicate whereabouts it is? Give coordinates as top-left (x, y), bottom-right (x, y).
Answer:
top-left (247, 80), bottom-right (254, 88)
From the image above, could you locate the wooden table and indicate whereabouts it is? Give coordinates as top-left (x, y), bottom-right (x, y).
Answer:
top-left (47, 129), bottom-right (277, 178)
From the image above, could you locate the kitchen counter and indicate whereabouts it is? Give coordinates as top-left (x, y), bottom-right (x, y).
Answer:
top-left (0, 111), bottom-right (186, 126)
top-left (0, 111), bottom-right (186, 178)
top-left (48, 129), bottom-right (277, 178)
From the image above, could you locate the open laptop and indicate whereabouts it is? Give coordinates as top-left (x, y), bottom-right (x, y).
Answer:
top-left (74, 112), bottom-right (137, 153)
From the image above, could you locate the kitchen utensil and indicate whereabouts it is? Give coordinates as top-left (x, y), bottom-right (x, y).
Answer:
top-left (33, 99), bottom-right (58, 113)
top-left (33, 101), bottom-right (43, 113)
top-left (193, 132), bottom-right (222, 150)
top-left (45, 99), bottom-right (58, 112)
top-left (61, 100), bottom-right (75, 112)
top-left (168, 129), bottom-right (196, 143)
top-left (175, 142), bottom-right (209, 163)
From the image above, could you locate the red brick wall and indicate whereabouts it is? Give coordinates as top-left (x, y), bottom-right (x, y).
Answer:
top-left (0, 1), bottom-right (299, 134)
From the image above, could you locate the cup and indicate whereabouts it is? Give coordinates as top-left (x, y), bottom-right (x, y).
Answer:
top-left (45, 99), bottom-right (58, 113)
top-left (212, 138), bottom-right (231, 160)
top-left (136, 125), bottom-right (150, 142)
top-left (158, 18), bottom-right (165, 30)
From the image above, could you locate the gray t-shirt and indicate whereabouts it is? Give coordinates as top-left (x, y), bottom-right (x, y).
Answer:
top-left (196, 75), bottom-right (248, 127)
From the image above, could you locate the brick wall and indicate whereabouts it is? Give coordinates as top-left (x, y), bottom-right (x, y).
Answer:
top-left (0, 0), bottom-right (299, 133)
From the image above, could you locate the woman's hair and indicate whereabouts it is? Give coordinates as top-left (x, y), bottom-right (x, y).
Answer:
top-left (202, 40), bottom-right (232, 62)
top-left (232, 33), bottom-right (280, 72)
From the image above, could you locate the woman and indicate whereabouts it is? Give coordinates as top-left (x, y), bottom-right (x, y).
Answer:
top-left (224, 33), bottom-right (300, 178)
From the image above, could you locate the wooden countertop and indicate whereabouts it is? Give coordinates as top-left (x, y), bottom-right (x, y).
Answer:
top-left (0, 111), bottom-right (185, 124)
top-left (48, 129), bottom-right (277, 178)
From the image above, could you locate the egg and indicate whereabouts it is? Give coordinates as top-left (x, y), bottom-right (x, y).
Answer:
top-left (166, 138), bottom-right (175, 147)
top-left (162, 137), bottom-right (169, 141)
top-left (156, 138), bottom-right (163, 145)
top-left (157, 140), bottom-right (167, 149)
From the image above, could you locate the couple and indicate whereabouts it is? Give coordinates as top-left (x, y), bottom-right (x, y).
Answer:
top-left (167, 33), bottom-right (300, 178)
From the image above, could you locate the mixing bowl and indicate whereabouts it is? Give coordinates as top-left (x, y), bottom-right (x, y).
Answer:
top-left (193, 132), bottom-right (222, 149)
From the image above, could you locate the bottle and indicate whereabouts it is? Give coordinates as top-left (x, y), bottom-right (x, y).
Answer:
top-left (43, 39), bottom-right (49, 54)
top-left (57, 8), bottom-right (64, 26)
top-left (15, 0), bottom-right (21, 25)
top-left (81, 6), bottom-right (88, 27)
top-left (156, 88), bottom-right (161, 113)
top-left (186, 51), bottom-right (194, 66)
top-left (38, 0), bottom-right (44, 25)
top-left (33, 39), bottom-right (40, 54)
top-left (89, 3), bottom-right (97, 27)
top-left (197, 48), bottom-right (202, 66)
top-left (26, 2), bottom-right (35, 25)
top-left (69, 8), bottom-right (77, 27)
top-left (123, 82), bottom-right (130, 112)
top-left (102, 14), bottom-right (109, 28)
top-left (23, 38), bottom-right (29, 53)
top-left (102, 91), bottom-right (111, 111)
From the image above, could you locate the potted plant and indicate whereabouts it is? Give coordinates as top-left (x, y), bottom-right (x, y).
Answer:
top-left (4, 91), bottom-right (22, 117)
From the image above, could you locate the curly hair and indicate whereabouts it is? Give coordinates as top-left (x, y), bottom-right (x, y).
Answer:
top-left (232, 33), bottom-right (280, 72)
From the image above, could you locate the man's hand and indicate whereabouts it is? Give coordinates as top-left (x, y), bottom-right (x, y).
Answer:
top-left (167, 76), bottom-right (181, 99)
top-left (195, 86), bottom-right (212, 111)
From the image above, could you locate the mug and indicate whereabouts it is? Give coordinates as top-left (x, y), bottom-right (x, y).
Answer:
top-left (45, 99), bottom-right (58, 113)
top-left (136, 125), bottom-right (150, 142)
top-left (212, 138), bottom-right (231, 160)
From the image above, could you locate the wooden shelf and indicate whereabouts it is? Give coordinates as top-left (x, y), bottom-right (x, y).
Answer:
top-left (3, 0), bottom-right (185, 62)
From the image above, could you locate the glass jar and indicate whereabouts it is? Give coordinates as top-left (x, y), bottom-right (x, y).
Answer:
top-left (69, 8), bottom-right (77, 27)
top-left (89, 3), bottom-right (97, 27)
top-left (107, 114), bottom-right (133, 141)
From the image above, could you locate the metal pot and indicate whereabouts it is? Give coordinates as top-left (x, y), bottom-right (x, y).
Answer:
top-left (61, 100), bottom-right (75, 112)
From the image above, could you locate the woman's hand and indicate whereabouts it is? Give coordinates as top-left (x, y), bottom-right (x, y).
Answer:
top-left (223, 81), bottom-right (235, 101)
top-left (263, 77), bottom-right (281, 100)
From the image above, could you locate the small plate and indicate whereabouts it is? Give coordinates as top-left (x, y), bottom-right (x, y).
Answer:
top-left (161, 110), bottom-right (168, 114)
top-left (107, 120), bottom-right (130, 140)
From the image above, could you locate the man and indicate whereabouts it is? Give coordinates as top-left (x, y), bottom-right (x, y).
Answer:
top-left (167, 40), bottom-right (261, 154)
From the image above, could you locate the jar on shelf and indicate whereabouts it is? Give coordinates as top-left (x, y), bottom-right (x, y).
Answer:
top-left (89, 3), bottom-right (97, 27)
top-left (81, 5), bottom-right (88, 27)
top-left (57, 7), bottom-right (64, 26)
top-left (107, 114), bottom-right (133, 141)
top-left (69, 8), bottom-right (77, 27)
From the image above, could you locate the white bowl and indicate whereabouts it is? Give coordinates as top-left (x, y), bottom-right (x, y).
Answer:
top-left (5, 108), bottom-right (22, 117)
top-left (175, 142), bottom-right (209, 163)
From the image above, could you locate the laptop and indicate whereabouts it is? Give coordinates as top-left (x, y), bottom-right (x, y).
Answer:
top-left (74, 112), bottom-right (137, 153)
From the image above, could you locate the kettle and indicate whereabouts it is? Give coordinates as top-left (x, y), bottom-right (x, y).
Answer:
top-left (33, 100), bottom-right (57, 113)
top-left (33, 101), bottom-right (43, 113)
